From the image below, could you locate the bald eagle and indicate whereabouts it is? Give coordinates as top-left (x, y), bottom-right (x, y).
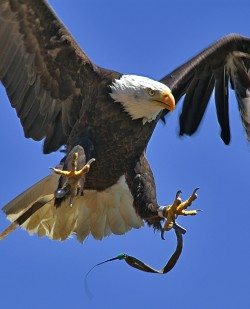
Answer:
top-left (0, 0), bottom-right (250, 242)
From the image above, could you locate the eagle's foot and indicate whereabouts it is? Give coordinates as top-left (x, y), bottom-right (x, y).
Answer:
top-left (51, 154), bottom-right (95, 179)
top-left (52, 154), bottom-right (95, 207)
top-left (159, 188), bottom-right (200, 239)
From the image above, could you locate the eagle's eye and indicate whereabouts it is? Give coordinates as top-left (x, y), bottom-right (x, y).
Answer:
top-left (148, 89), bottom-right (155, 96)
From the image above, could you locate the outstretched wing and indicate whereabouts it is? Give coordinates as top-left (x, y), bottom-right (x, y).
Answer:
top-left (160, 34), bottom-right (250, 144)
top-left (0, 0), bottom-right (101, 154)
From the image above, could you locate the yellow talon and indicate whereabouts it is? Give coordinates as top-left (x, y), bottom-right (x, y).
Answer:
top-left (51, 154), bottom-right (95, 179)
top-left (162, 188), bottom-right (200, 234)
top-left (51, 153), bottom-right (95, 207)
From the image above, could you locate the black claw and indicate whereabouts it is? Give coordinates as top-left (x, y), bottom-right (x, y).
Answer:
top-left (86, 158), bottom-right (96, 165)
top-left (160, 228), bottom-right (165, 240)
top-left (193, 188), bottom-right (199, 194)
top-left (176, 190), bottom-right (182, 198)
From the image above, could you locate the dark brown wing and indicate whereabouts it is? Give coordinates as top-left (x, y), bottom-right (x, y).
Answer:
top-left (0, 0), bottom-right (103, 153)
top-left (160, 34), bottom-right (250, 144)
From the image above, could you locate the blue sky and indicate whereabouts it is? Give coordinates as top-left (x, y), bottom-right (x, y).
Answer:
top-left (0, 1), bottom-right (250, 308)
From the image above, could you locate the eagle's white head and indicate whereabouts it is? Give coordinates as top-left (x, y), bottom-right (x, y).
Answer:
top-left (110, 75), bottom-right (175, 124)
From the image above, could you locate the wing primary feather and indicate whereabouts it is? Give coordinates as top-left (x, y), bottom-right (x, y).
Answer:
top-left (214, 66), bottom-right (230, 144)
top-left (231, 57), bottom-right (250, 139)
top-left (2, 47), bottom-right (21, 89)
top-left (179, 78), bottom-right (198, 136)
top-left (7, 55), bottom-right (26, 102)
top-left (180, 73), bottom-right (215, 136)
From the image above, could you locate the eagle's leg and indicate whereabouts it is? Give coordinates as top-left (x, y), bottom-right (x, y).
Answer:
top-left (53, 156), bottom-right (95, 204)
top-left (52, 144), bottom-right (95, 207)
top-left (159, 188), bottom-right (200, 238)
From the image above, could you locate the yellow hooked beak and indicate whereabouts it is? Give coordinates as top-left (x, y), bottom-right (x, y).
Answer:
top-left (154, 90), bottom-right (175, 111)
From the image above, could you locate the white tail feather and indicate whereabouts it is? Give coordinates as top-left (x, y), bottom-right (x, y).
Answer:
top-left (103, 220), bottom-right (112, 237)
top-left (3, 173), bottom-right (60, 220)
top-left (90, 204), bottom-right (107, 240)
top-left (24, 202), bottom-right (53, 232)
top-left (1, 175), bottom-right (143, 242)
top-left (74, 199), bottom-right (91, 243)
top-left (51, 202), bottom-right (78, 240)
